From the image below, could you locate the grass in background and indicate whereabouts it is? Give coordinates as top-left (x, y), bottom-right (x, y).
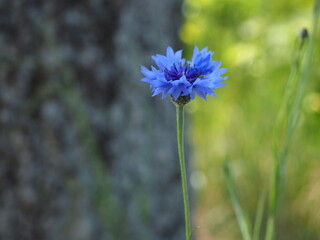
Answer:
top-left (181, 0), bottom-right (320, 239)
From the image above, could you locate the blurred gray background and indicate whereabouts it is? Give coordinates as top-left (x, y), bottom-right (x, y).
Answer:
top-left (0, 0), bottom-right (189, 239)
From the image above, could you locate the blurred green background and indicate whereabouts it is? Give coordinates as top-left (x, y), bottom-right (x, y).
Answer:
top-left (181, 0), bottom-right (320, 239)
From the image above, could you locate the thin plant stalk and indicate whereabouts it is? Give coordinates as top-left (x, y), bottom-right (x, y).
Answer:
top-left (253, 191), bottom-right (266, 240)
top-left (265, 39), bottom-right (305, 240)
top-left (176, 105), bottom-right (192, 240)
top-left (224, 163), bottom-right (252, 240)
top-left (266, 1), bottom-right (320, 239)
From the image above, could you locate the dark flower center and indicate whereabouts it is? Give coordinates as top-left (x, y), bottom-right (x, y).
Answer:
top-left (164, 64), bottom-right (203, 83)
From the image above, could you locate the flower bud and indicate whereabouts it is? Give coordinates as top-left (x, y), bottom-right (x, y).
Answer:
top-left (299, 28), bottom-right (309, 41)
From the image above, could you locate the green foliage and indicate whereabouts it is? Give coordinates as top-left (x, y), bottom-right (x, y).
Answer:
top-left (182, 0), bottom-right (320, 239)
top-left (224, 162), bottom-right (252, 240)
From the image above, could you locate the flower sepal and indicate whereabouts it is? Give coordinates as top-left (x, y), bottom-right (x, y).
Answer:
top-left (170, 95), bottom-right (191, 106)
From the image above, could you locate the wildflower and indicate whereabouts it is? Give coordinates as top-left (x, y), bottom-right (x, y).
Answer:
top-left (141, 46), bottom-right (228, 104)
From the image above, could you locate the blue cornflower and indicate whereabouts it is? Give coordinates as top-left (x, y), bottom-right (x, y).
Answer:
top-left (141, 46), bottom-right (228, 104)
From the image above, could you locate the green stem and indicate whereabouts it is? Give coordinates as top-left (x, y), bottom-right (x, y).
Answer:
top-left (176, 105), bottom-right (192, 240)
top-left (266, 2), bottom-right (320, 239)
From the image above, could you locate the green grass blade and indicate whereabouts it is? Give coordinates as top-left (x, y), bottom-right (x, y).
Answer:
top-left (253, 191), bottom-right (266, 240)
top-left (224, 162), bottom-right (252, 240)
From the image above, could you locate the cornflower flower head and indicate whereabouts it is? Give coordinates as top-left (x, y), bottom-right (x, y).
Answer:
top-left (141, 46), bottom-right (228, 105)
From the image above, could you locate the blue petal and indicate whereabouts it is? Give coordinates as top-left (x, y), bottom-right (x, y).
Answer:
top-left (189, 78), bottom-right (219, 100)
top-left (168, 76), bottom-right (191, 100)
top-left (151, 46), bottom-right (185, 70)
top-left (191, 46), bottom-right (199, 63)
top-left (191, 46), bottom-right (216, 76)
top-left (193, 87), bottom-right (207, 100)
top-left (140, 66), bottom-right (156, 82)
top-left (167, 46), bottom-right (174, 56)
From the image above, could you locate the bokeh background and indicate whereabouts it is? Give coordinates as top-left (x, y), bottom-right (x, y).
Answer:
top-left (1, 0), bottom-right (319, 240)
top-left (182, 0), bottom-right (320, 239)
